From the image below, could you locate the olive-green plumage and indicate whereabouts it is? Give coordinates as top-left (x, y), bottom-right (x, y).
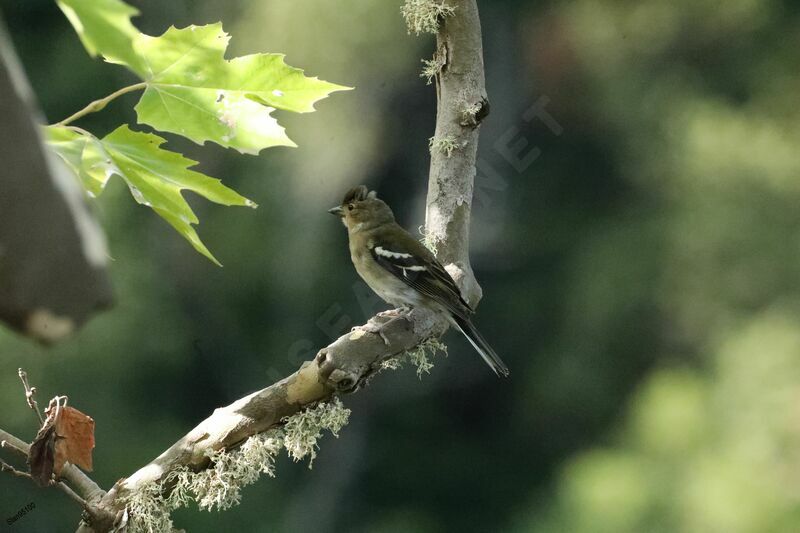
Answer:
top-left (329, 185), bottom-right (509, 377)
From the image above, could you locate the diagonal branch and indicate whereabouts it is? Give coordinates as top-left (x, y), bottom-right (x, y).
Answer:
top-left (75, 1), bottom-right (488, 530)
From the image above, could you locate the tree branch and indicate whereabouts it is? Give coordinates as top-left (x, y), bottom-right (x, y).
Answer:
top-left (425, 0), bottom-right (488, 305)
top-left (0, 427), bottom-right (109, 522)
top-left (75, 1), bottom-right (488, 530)
top-left (18, 368), bottom-right (45, 425)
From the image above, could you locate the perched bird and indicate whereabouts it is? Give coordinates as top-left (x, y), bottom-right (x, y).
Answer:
top-left (329, 185), bottom-right (509, 377)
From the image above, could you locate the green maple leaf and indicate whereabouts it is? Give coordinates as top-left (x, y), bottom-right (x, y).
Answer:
top-left (52, 0), bottom-right (351, 263)
top-left (130, 23), bottom-right (349, 154)
top-left (46, 125), bottom-right (254, 265)
top-left (56, 0), bottom-right (143, 71)
top-left (58, 4), bottom-right (350, 154)
top-left (44, 125), bottom-right (107, 197)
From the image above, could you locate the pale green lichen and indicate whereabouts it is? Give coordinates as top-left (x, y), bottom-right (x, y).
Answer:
top-left (429, 135), bottom-right (460, 157)
top-left (462, 101), bottom-right (483, 123)
top-left (408, 337), bottom-right (448, 378)
top-left (191, 430), bottom-right (283, 511)
top-left (420, 53), bottom-right (445, 84)
top-left (123, 399), bottom-right (349, 531)
top-left (380, 357), bottom-right (405, 371)
top-left (124, 478), bottom-right (176, 533)
top-left (402, 0), bottom-right (455, 35)
top-left (381, 337), bottom-right (448, 378)
top-left (282, 397), bottom-right (350, 466)
top-left (418, 225), bottom-right (439, 255)
top-left (463, 101), bottom-right (482, 117)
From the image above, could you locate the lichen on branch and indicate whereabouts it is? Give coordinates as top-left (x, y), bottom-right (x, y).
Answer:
top-left (429, 135), bottom-right (461, 157)
top-left (421, 52), bottom-right (446, 84)
top-left (121, 399), bottom-right (349, 532)
top-left (73, 2), bottom-right (489, 530)
top-left (402, 0), bottom-right (456, 35)
top-left (381, 338), bottom-right (448, 378)
top-left (283, 398), bottom-right (350, 465)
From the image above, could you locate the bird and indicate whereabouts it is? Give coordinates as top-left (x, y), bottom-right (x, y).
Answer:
top-left (329, 185), bottom-right (509, 377)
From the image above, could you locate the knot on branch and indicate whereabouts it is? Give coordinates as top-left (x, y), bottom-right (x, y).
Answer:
top-left (460, 97), bottom-right (490, 128)
top-left (315, 349), bottom-right (361, 392)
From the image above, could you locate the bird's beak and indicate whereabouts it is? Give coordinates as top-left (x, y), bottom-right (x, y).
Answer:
top-left (328, 206), bottom-right (344, 217)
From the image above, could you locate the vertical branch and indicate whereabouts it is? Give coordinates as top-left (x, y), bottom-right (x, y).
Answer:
top-left (425, 0), bottom-right (489, 306)
top-left (68, 3), bottom-right (492, 531)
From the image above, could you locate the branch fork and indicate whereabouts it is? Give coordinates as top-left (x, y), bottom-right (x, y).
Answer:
top-left (3, 2), bottom-right (490, 531)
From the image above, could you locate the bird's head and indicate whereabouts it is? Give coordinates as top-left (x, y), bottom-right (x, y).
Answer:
top-left (328, 185), bottom-right (395, 231)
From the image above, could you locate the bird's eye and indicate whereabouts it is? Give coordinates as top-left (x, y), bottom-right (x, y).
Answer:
top-left (347, 203), bottom-right (355, 211)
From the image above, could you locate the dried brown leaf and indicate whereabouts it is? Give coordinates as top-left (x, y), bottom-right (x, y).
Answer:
top-left (52, 405), bottom-right (95, 474)
top-left (28, 415), bottom-right (57, 486)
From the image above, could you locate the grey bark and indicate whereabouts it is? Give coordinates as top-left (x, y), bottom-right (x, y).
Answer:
top-left (425, 0), bottom-right (489, 305)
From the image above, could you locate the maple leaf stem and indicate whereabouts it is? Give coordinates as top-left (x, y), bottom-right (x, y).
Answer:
top-left (55, 82), bottom-right (147, 126)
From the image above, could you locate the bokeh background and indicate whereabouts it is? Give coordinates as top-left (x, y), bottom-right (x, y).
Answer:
top-left (2, 0), bottom-right (800, 531)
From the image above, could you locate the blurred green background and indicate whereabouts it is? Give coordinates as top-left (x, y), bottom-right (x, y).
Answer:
top-left (2, 0), bottom-right (800, 531)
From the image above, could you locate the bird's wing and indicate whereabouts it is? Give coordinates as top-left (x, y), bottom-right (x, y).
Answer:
top-left (370, 234), bottom-right (473, 317)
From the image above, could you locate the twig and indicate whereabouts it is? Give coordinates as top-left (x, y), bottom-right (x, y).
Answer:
top-left (1, 456), bottom-right (89, 509)
top-left (0, 426), bottom-right (107, 507)
top-left (1, 425), bottom-right (111, 527)
top-left (18, 368), bottom-right (44, 425)
top-left (57, 480), bottom-right (90, 509)
top-left (55, 82), bottom-right (147, 126)
top-left (61, 463), bottom-right (107, 507)
top-left (1, 428), bottom-right (30, 458)
top-left (1, 458), bottom-right (32, 479)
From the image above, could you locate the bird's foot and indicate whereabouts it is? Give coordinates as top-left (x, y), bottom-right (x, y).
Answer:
top-left (377, 307), bottom-right (408, 318)
top-left (358, 321), bottom-right (391, 345)
top-left (377, 306), bottom-right (411, 318)
top-left (357, 314), bottom-right (406, 345)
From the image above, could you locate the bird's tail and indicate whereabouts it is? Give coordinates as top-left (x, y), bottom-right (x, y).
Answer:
top-left (451, 314), bottom-right (510, 377)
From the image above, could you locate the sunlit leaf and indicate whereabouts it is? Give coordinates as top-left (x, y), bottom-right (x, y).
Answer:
top-left (44, 126), bottom-right (107, 197)
top-left (59, 7), bottom-right (350, 153)
top-left (45, 125), bottom-right (255, 265)
top-left (52, 0), bottom-right (351, 262)
top-left (100, 125), bottom-right (254, 264)
top-left (130, 23), bottom-right (350, 154)
top-left (56, 0), bottom-right (143, 71)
